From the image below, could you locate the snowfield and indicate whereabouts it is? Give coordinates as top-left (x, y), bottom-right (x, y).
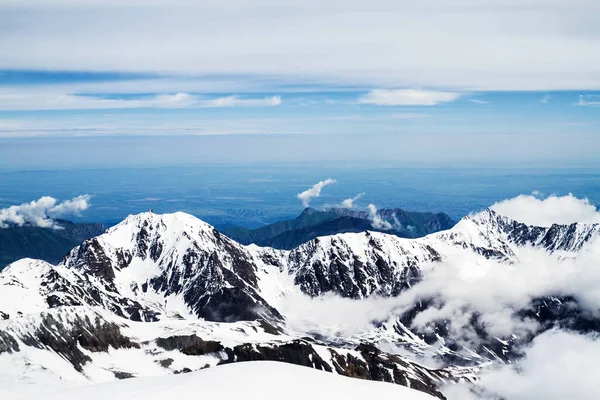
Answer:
top-left (20, 361), bottom-right (436, 400)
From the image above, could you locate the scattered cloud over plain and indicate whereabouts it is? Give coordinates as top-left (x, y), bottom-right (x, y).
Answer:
top-left (0, 93), bottom-right (282, 111)
top-left (358, 89), bottom-right (462, 106)
top-left (468, 99), bottom-right (489, 105)
top-left (576, 95), bottom-right (600, 107)
top-left (0, 195), bottom-right (92, 229)
top-left (297, 179), bottom-right (336, 208)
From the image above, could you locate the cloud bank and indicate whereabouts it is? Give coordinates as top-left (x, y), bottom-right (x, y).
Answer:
top-left (446, 330), bottom-right (600, 400)
top-left (0, 195), bottom-right (92, 229)
top-left (2, 1), bottom-right (600, 91)
top-left (359, 89), bottom-right (462, 106)
top-left (297, 179), bottom-right (336, 208)
top-left (490, 193), bottom-right (600, 227)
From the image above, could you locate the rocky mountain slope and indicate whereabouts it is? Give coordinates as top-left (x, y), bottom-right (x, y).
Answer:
top-left (1, 208), bottom-right (599, 399)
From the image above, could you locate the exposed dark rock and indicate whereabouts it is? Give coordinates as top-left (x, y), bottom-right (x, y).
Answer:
top-left (113, 371), bottom-right (135, 379)
top-left (156, 335), bottom-right (224, 355)
top-left (0, 331), bottom-right (19, 354)
top-left (221, 340), bottom-right (332, 372)
top-left (20, 313), bottom-right (138, 372)
top-left (158, 358), bottom-right (174, 368)
top-left (63, 238), bottom-right (116, 281)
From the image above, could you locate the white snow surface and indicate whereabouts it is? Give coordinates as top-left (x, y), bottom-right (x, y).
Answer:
top-left (20, 361), bottom-right (436, 400)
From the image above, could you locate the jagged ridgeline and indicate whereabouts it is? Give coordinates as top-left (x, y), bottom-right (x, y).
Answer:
top-left (222, 207), bottom-right (455, 249)
top-left (0, 209), bottom-right (599, 399)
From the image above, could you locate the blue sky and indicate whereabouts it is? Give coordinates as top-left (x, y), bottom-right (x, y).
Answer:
top-left (0, 1), bottom-right (599, 167)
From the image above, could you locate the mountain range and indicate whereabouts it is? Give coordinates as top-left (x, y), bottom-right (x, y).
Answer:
top-left (1, 208), bottom-right (598, 398)
top-left (0, 220), bottom-right (106, 270)
top-left (222, 207), bottom-right (455, 249)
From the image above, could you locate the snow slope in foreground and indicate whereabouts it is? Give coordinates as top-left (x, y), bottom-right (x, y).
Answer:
top-left (22, 361), bottom-right (436, 400)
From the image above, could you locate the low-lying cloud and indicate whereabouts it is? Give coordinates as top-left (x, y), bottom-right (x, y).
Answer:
top-left (490, 193), bottom-right (600, 227)
top-left (368, 204), bottom-right (393, 230)
top-left (297, 179), bottom-right (336, 208)
top-left (0, 195), bottom-right (92, 229)
top-left (445, 330), bottom-right (600, 400)
top-left (340, 193), bottom-right (364, 209)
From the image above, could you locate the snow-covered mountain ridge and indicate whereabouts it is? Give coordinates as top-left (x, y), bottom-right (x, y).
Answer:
top-left (1, 208), bottom-right (599, 399)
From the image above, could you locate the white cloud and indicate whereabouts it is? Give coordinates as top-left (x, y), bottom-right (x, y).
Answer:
top-left (358, 89), bottom-right (462, 106)
top-left (0, 195), bottom-right (92, 229)
top-left (49, 194), bottom-right (92, 217)
top-left (490, 193), bottom-right (600, 227)
top-left (468, 99), bottom-right (489, 105)
top-left (340, 193), bottom-right (364, 209)
top-left (446, 330), bottom-right (600, 400)
top-left (368, 204), bottom-right (393, 230)
top-left (297, 179), bottom-right (336, 208)
top-left (540, 94), bottom-right (551, 103)
top-left (0, 93), bottom-right (282, 111)
top-left (576, 94), bottom-right (600, 106)
top-left (2, 1), bottom-right (600, 90)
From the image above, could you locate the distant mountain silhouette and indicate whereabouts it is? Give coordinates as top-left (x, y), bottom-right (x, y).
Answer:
top-left (221, 207), bottom-right (455, 249)
top-left (0, 219), bottom-right (106, 269)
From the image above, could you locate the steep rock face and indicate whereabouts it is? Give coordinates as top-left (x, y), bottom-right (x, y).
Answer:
top-left (0, 258), bottom-right (158, 322)
top-left (59, 212), bottom-right (280, 322)
top-left (437, 208), bottom-right (600, 260)
top-left (267, 209), bottom-right (597, 300)
top-left (284, 232), bottom-right (441, 298)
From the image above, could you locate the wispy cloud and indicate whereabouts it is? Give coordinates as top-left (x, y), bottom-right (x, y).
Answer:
top-left (358, 89), bottom-right (462, 106)
top-left (0, 93), bottom-right (282, 111)
top-left (469, 99), bottom-right (490, 105)
top-left (576, 95), bottom-right (600, 107)
top-left (297, 179), bottom-right (336, 208)
top-left (0, 195), bottom-right (92, 229)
